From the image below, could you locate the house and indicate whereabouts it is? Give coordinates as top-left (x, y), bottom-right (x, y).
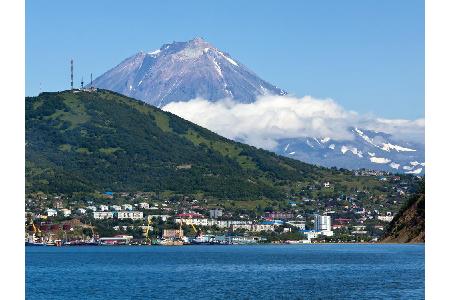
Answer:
top-left (110, 205), bottom-right (122, 211)
top-left (86, 206), bottom-right (97, 212)
top-left (122, 204), bottom-right (133, 211)
top-left (378, 215), bottom-right (394, 222)
top-left (76, 208), bottom-right (87, 214)
top-left (139, 202), bottom-right (150, 209)
top-left (116, 211), bottom-right (144, 220)
top-left (46, 208), bottom-right (57, 217)
top-left (209, 208), bottom-right (223, 219)
top-left (99, 205), bottom-right (109, 211)
top-left (93, 211), bottom-right (114, 219)
top-left (59, 209), bottom-right (71, 217)
top-left (323, 182), bottom-right (331, 188)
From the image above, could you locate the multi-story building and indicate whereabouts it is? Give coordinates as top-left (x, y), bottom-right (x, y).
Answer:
top-left (314, 214), bottom-right (331, 232)
top-left (116, 211), bottom-right (144, 220)
top-left (265, 212), bottom-right (294, 220)
top-left (93, 211), bottom-right (114, 219)
top-left (209, 208), bottom-right (223, 219)
top-left (99, 205), bottom-right (109, 211)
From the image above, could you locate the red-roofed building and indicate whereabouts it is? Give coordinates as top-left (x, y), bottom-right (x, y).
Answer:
top-left (176, 213), bottom-right (204, 219)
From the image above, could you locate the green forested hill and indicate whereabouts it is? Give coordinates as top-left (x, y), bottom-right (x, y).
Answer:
top-left (26, 89), bottom-right (388, 200)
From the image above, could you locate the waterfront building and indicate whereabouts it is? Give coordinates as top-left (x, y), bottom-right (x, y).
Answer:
top-left (314, 214), bottom-right (332, 231)
top-left (162, 229), bottom-right (183, 239)
top-left (286, 221), bottom-right (306, 230)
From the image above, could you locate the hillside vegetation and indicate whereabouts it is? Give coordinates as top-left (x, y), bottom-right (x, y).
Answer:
top-left (382, 183), bottom-right (425, 243)
top-left (26, 90), bottom-right (396, 200)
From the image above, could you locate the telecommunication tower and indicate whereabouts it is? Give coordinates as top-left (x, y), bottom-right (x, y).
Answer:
top-left (70, 59), bottom-right (74, 90)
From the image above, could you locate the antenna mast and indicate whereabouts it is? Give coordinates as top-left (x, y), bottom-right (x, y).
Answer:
top-left (90, 73), bottom-right (93, 86)
top-left (81, 76), bottom-right (84, 89)
top-left (70, 59), bottom-right (74, 90)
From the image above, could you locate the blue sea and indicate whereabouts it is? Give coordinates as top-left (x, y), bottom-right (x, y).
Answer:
top-left (26, 244), bottom-right (424, 299)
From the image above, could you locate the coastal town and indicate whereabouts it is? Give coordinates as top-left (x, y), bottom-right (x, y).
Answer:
top-left (25, 171), bottom-right (422, 246)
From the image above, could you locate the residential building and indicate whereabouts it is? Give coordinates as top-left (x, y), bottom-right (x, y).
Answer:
top-left (209, 208), bottom-right (223, 219)
top-left (314, 215), bottom-right (331, 232)
top-left (265, 212), bottom-right (294, 220)
top-left (86, 206), bottom-right (97, 212)
top-left (76, 208), bottom-right (87, 214)
top-left (117, 211), bottom-right (144, 220)
top-left (93, 211), bottom-right (114, 220)
top-left (314, 214), bottom-right (334, 237)
top-left (122, 204), bottom-right (133, 211)
top-left (46, 208), bottom-right (57, 217)
top-left (286, 221), bottom-right (306, 230)
top-left (111, 205), bottom-right (122, 211)
top-left (377, 215), bottom-right (394, 222)
top-left (148, 215), bottom-right (171, 221)
top-left (139, 202), bottom-right (150, 209)
top-left (99, 205), bottom-right (109, 211)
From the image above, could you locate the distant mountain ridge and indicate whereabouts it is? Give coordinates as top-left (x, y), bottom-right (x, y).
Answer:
top-left (90, 37), bottom-right (286, 107)
top-left (275, 127), bottom-right (425, 174)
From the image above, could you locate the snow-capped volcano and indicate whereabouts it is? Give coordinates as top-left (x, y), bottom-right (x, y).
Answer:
top-left (90, 37), bottom-right (286, 107)
top-left (276, 128), bottom-right (425, 174)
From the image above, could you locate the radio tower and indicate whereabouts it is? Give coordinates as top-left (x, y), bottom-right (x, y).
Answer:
top-left (90, 73), bottom-right (93, 86)
top-left (70, 59), bottom-right (74, 90)
top-left (81, 76), bottom-right (84, 89)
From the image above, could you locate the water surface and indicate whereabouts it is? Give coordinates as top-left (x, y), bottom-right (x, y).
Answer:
top-left (26, 244), bottom-right (424, 299)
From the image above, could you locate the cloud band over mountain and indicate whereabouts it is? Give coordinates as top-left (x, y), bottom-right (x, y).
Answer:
top-left (162, 95), bottom-right (424, 150)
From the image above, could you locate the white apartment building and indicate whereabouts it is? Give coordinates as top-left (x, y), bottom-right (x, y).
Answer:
top-left (99, 205), bottom-right (109, 211)
top-left (117, 211), bottom-right (144, 220)
top-left (93, 211), bottom-right (114, 219)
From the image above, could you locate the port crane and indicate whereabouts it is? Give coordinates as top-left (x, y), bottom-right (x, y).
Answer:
top-left (145, 216), bottom-right (153, 244)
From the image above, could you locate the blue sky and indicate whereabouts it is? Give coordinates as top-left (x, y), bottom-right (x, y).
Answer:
top-left (26, 0), bottom-right (424, 119)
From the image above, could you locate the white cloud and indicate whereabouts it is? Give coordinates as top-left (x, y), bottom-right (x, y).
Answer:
top-left (162, 95), bottom-right (424, 150)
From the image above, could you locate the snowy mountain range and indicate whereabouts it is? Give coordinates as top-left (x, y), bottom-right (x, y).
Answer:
top-left (90, 37), bottom-right (286, 107)
top-left (90, 37), bottom-right (424, 174)
top-left (275, 128), bottom-right (425, 174)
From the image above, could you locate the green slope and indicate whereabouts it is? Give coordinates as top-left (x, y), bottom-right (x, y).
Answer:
top-left (382, 183), bottom-right (425, 243)
top-left (26, 89), bottom-right (385, 200)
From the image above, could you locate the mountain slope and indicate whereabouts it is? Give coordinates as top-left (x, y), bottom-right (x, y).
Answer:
top-left (90, 37), bottom-right (286, 107)
top-left (382, 184), bottom-right (425, 243)
top-left (276, 128), bottom-right (425, 174)
top-left (26, 90), bottom-right (396, 200)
